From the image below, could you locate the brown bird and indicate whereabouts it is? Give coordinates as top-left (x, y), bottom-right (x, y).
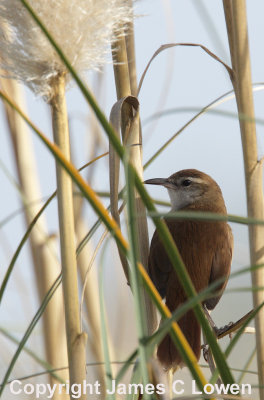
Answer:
top-left (145, 169), bottom-right (233, 370)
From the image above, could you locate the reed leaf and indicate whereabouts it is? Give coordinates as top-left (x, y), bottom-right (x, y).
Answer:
top-left (98, 259), bottom-right (114, 399)
top-left (124, 157), bottom-right (149, 391)
top-left (137, 43), bottom-right (233, 96)
top-left (209, 303), bottom-right (263, 385)
top-left (126, 361), bottom-right (142, 400)
top-left (143, 82), bottom-right (264, 169)
top-left (225, 303), bottom-right (264, 359)
top-left (115, 350), bottom-right (138, 385)
top-left (148, 210), bottom-right (264, 226)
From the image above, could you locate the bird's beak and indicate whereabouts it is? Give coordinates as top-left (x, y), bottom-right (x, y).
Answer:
top-left (144, 178), bottom-right (175, 189)
top-left (144, 178), bottom-right (168, 186)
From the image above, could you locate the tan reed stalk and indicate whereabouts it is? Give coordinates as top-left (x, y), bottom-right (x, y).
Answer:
top-left (109, 30), bottom-right (131, 283)
top-left (125, 0), bottom-right (138, 97)
top-left (50, 74), bottom-right (87, 399)
top-left (76, 229), bottom-right (106, 393)
top-left (223, 1), bottom-right (264, 397)
top-left (73, 196), bottom-right (106, 391)
top-left (111, 25), bottom-right (157, 335)
top-left (112, 28), bottom-right (131, 99)
top-left (72, 72), bottom-right (109, 389)
top-left (0, 77), bottom-right (69, 398)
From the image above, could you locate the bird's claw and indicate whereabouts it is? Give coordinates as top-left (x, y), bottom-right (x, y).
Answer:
top-left (214, 321), bottom-right (234, 337)
top-left (202, 344), bottom-right (209, 362)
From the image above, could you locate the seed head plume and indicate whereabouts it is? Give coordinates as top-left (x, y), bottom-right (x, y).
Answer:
top-left (0, 0), bottom-right (133, 98)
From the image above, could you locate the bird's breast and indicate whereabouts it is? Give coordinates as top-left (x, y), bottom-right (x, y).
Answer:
top-left (148, 217), bottom-right (229, 303)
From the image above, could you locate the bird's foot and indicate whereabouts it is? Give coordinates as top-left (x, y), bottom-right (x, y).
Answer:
top-left (214, 321), bottom-right (234, 338)
top-left (201, 344), bottom-right (210, 362)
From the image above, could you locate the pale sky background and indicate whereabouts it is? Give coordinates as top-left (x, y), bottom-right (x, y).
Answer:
top-left (1, 0), bottom-right (264, 398)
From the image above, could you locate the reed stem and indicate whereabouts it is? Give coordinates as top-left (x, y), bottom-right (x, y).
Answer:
top-left (111, 25), bottom-right (157, 335)
top-left (1, 77), bottom-right (69, 398)
top-left (50, 74), bottom-right (87, 399)
top-left (223, 2), bottom-right (264, 397)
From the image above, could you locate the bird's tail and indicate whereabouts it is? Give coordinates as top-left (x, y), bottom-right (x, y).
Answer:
top-left (157, 309), bottom-right (201, 370)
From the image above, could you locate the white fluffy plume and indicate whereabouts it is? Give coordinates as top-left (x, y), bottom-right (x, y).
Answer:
top-left (0, 0), bottom-right (133, 98)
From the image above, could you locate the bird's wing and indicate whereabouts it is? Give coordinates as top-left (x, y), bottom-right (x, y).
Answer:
top-left (205, 224), bottom-right (233, 310)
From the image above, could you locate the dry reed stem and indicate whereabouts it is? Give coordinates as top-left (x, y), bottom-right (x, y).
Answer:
top-left (109, 97), bottom-right (131, 283)
top-left (223, 1), bottom-right (264, 397)
top-left (50, 74), bottom-right (87, 399)
top-left (110, 28), bottom-right (132, 284)
top-left (111, 25), bottom-right (157, 335)
top-left (72, 71), bottom-right (108, 389)
top-left (0, 77), bottom-right (69, 398)
top-left (137, 43), bottom-right (233, 97)
top-left (123, 13), bottom-right (158, 336)
top-left (75, 217), bottom-right (106, 394)
top-left (112, 28), bottom-right (131, 99)
top-left (125, 0), bottom-right (138, 96)
top-left (109, 95), bottom-right (158, 334)
top-left (125, 100), bottom-right (158, 335)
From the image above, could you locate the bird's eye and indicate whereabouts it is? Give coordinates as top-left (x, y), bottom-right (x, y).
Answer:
top-left (181, 179), bottom-right (192, 187)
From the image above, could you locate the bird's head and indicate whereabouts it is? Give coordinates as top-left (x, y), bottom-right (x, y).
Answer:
top-left (144, 169), bottom-right (226, 212)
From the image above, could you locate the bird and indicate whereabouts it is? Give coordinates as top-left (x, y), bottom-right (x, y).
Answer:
top-left (144, 169), bottom-right (233, 370)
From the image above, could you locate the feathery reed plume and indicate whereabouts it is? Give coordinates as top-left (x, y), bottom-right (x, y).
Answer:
top-left (0, 0), bottom-right (133, 98)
